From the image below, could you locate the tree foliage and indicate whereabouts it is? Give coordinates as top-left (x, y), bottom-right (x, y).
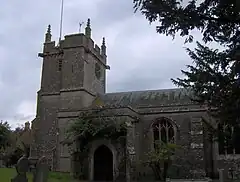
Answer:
top-left (2, 147), bottom-right (24, 167)
top-left (134, 0), bottom-right (240, 126)
top-left (134, 0), bottom-right (240, 46)
top-left (15, 123), bottom-right (31, 157)
top-left (173, 43), bottom-right (240, 126)
top-left (0, 121), bottom-right (11, 150)
top-left (66, 109), bottom-right (128, 153)
top-left (143, 141), bottom-right (180, 181)
top-left (65, 109), bottom-right (129, 180)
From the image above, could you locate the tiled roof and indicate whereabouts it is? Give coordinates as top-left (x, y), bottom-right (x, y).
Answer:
top-left (98, 88), bottom-right (193, 107)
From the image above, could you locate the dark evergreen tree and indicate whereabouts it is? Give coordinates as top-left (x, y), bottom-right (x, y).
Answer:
top-left (134, 0), bottom-right (240, 126)
top-left (0, 121), bottom-right (11, 150)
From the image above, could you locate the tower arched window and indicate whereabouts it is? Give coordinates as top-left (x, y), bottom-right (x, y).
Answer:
top-left (152, 118), bottom-right (175, 149)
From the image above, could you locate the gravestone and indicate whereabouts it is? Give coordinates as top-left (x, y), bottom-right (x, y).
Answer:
top-left (11, 155), bottom-right (29, 182)
top-left (218, 169), bottom-right (224, 182)
top-left (28, 157), bottom-right (38, 172)
top-left (33, 156), bottom-right (49, 182)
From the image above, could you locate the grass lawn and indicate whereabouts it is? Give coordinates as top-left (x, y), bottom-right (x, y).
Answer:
top-left (0, 167), bottom-right (77, 182)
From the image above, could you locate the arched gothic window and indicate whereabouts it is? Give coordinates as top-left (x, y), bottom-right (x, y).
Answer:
top-left (218, 123), bottom-right (240, 155)
top-left (152, 118), bottom-right (175, 149)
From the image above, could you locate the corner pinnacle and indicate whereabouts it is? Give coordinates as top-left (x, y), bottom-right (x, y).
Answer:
top-left (102, 37), bottom-right (105, 46)
top-left (45, 24), bottom-right (52, 42)
top-left (47, 24), bottom-right (51, 34)
top-left (87, 18), bottom-right (91, 27)
top-left (85, 18), bottom-right (91, 38)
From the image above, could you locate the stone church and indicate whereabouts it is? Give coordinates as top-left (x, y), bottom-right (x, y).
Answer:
top-left (30, 19), bottom-right (240, 181)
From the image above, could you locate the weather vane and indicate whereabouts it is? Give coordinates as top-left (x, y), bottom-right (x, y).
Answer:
top-left (79, 21), bottom-right (84, 33)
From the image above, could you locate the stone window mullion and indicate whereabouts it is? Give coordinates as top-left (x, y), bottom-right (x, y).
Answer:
top-left (152, 118), bottom-right (175, 150)
top-left (223, 125), bottom-right (227, 155)
top-left (159, 124), bottom-right (161, 143)
top-left (231, 126), bottom-right (235, 155)
top-left (166, 125), bottom-right (169, 142)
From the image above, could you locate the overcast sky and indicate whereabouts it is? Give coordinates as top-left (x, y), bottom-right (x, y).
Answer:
top-left (0, 0), bottom-right (203, 128)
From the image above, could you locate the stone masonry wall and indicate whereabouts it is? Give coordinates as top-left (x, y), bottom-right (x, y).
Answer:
top-left (189, 117), bottom-right (205, 178)
top-left (33, 93), bottom-right (60, 170)
top-left (61, 47), bottom-right (85, 90)
top-left (40, 42), bottom-right (62, 93)
top-left (137, 110), bottom-right (208, 180)
top-left (57, 116), bottom-right (77, 172)
top-left (33, 31), bottom-right (107, 172)
top-left (83, 52), bottom-right (106, 95)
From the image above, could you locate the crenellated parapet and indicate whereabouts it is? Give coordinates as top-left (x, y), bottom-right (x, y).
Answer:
top-left (40, 18), bottom-right (108, 67)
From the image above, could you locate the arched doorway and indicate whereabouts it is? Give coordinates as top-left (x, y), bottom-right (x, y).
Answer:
top-left (94, 145), bottom-right (113, 181)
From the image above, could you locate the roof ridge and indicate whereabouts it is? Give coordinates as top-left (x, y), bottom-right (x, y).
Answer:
top-left (104, 88), bottom-right (185, 95)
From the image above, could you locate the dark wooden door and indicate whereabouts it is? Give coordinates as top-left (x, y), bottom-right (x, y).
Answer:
top-left (94, 145), bottom-right (113, 181)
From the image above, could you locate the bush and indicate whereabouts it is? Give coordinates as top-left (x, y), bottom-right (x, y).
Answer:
top-left (3, 148), bottom-right (24, 167)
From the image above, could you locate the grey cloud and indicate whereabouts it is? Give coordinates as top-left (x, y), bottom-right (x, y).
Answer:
top-left (105, 17), bottom-right (192, 92)
top-left (107, 53), bottom-right (190, 92)
top-left (0, 1), bottom-right (50, 120)
top-left (13, 114), bottom-right (35, 122)
top-left (0, 0), bottom-right (199, 126)
top-left (94, 0), bottom-right (134, 25)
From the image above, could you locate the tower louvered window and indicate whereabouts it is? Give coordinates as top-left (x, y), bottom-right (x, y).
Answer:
top-left (95, 62), bottom-right (101, 79)
top-left (58, 59), bottom-right (62, 71)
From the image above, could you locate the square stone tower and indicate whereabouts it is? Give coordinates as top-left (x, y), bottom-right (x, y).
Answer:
top-left (31, 19), bottom-right (110, 169)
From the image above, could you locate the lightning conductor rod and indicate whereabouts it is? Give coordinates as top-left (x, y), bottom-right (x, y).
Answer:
top-left (58, 0), bottom-right (64, 46)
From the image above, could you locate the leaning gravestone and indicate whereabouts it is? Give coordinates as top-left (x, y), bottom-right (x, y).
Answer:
top-left (11, 155), bottom-right (29, 182)
top-left (33, 156), bottom-right (49, 182)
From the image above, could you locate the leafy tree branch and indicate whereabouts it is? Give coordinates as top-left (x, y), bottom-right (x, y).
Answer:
top-left (133, 0), bottom-right (240, 127)
top-left (134, 0), bottom-right (240, 46)
top-left (143, 141), bottom-right (180, 181)
top-left (65, 109), bottom-right (128, 153)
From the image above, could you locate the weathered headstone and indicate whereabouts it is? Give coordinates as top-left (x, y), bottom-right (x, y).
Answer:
top-left (33, 156), bottom-right (49, 182)
top-left (28, 157), bottom-right (38, 172)
top-left (205, 177), bottom-right (212, 182)
top-left (11, 155), bottom-right (29, 182)
top-left (218, 168), bottom-right (224, 182)
top-left (166, 178), bottom-right (170, 182)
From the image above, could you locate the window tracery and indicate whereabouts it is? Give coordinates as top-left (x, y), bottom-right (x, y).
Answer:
top-left (218, 123), bottom-right (240, 155)
top-left (152, 118), bottom-right (175, 149)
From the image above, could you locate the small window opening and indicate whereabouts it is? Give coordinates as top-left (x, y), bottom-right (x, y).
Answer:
top-left (58, 59), bottom-right (62, 71)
